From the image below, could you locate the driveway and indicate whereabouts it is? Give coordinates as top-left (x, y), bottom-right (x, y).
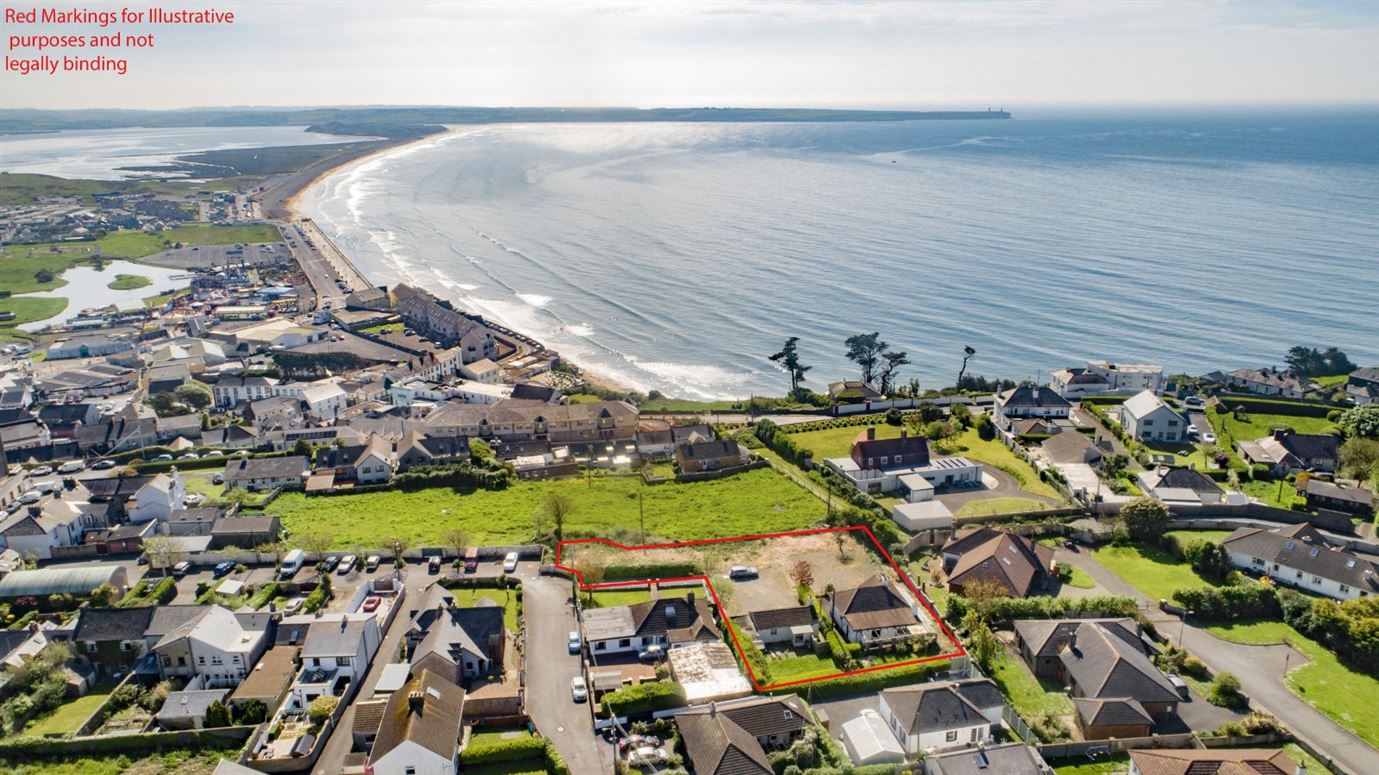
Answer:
top-left (934, 465), bottom-right (1060, 511)
top-left (525, 574), bottom-right (609, 775)
top-left (1061, 550), bottom-right (1379, 775)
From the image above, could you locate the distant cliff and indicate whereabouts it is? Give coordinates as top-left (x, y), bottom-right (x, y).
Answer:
top-left (0, 107), bottom-right (1011, 134)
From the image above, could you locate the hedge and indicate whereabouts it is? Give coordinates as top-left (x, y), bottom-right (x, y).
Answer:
top-left (0, 727), bottom-right (252, 757)
top-left (544, 739), bottom-right (571, 775)
top-left (1214, 396), bottom-right (1339, 418)
top-left (600, 680), bottom-right (686, 717)
top-left (766, 659), bottom-right (949, 699)
top-left (1172, 584), bottom-right (1280, 621)
top-left (458, 735), bottom-right (547, 764)
top-left (946, 594), bottom-right (1140, 625)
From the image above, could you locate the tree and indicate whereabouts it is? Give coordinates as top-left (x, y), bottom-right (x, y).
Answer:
top-left (235, 698), bottom-right (268, 725)
top-left (788, 560), bottom-right (815, 591)
top-left (1285, 346), bottom-right (1355, 378)
top-left (307, 695), bottom-right (338, 725)
top-left (956, 345), bottom-right (977, 387)
top-left (843, 333), bottom-right (887, 384)
top-left (1339, 405), bottom-right (1379, 439)
top-left (174, 382), bottom-right (212, 410)
top-left (297, 533), bottom-right (333, 564)
top-left (1339, 437), bottom-right (1379, 480)
top-left (204, 699), bottom-right (231, 728)
top-left (384, 536), bottom-right (411, 563)
top-left (1120, 497), bottom-right (1171, 542)
top-left (469, 438), bottom-right (496, 464)
top-left (292, 439), bottom-right (313, 459)
top-left (147, 391), bottom-right (178, 417)
top-left (949, 403), bottom-right (972, 429)
top-left (142, 536), bottom-right (184, 577)
top-left (878, 351), bottom-right (910, 396)
top-left (542, 492), bottom-right (573, 543)
top-left (833, 531), bottom-right (848, 561)
top-left (442, 529), bottom-right (470, 567)
top-left (962, 610), bottom-right (999, 671)
top-left (768, 337), bottom-right (812, 398)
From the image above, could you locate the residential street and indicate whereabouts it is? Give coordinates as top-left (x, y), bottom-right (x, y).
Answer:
top-left (523, 574), bottom-right (609, 775)
top-left (1057, 548), bottom-right (1379, 775)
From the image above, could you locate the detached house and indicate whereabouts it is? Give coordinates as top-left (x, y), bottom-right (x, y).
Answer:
top-left (1237, 430), bottom-right (1341, 475)
top-left (367, 669), bottom-right (465, 775)
top-left (732, 605), bottom-right (818, 649)
top-left (823, 575), bottom-right (928, 649)
top-left (406, 587), bottom-right (507, 683)
top-left (582, 592), bottom-right (719, 656)
top-left (223, 455), bottom-right (310, 491)
top-left (1119, 390), bottom-right (1186, 444)
top-left (1223, 368), bottom-right (1318, 399)
top-left (1222, 522), bottom-right (1378, 600)
top-left (878, 678), bottom-right (1004, 755)
top-left (994, 386), bottom-right (1071, 425)
top-left (940, 528), bottom-right (1056, 598)
top-left (674, 440), bottom-right (749, 474)
top-left (1013, 618), bottom-right (1178, 722)
top-left (675, 695), bottom-right (812, 775)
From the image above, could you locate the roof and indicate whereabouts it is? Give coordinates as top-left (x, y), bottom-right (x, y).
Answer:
top-left (1128, 748), bottom-right (1297, 775)
top-left (1040, 430), bottom-right (1107, 464)
top-left (582, 594), bottom-right (720, 643)
top-left (156, 688), bottom-right (229, 720)
top-left (154, 606), bottom-right (261, 654)
top-left (744, 605), bottom-right (814, 632)
top-left (842, 710), bottom-right (905, 765)
top-left (998, 385), bottom-right (1071, 410)
top-left (1058, 621), bottom-right (1179, 704)
top-left (224, 455), bottom-right (310, 481)
top-left (411, 602), bottom-right (506, 669)
top-left (850, 430), bottom-right (931, 466)
top-left (212, 759), bottom-right (262, 775)
top-left (1071, 697), bottom-right (1152, 727)
top-left (825, 575), bottom-right (919, 631)
top-left (1122, 389), bottom-right (1177, 421)
top-left (1141, 466), bottom-right (1223, 496)
top-left (303, 617), bottom-right (370, 658)
top-left (371, 669), bottom-right (465, 763)
top-left (1014, 618), bottom-right (1142, 659)
top-left (74, 606), bottom-right (157, 643)
top-left (1222, 524), bottom-right (1379, 590)
top-left (0, 566), bottom-right (126, 598)
top-left (675, 440), bottom-right (744, 462)
top-left (881, 678), bottom-right (1003, 735)
top-left (1305, 479), bottom-right (1374, 506)
top-left (676, 698), bottom-right (804, 775)
top-left (942, 529), bottom-right (1055, 597)
top-left (927, 742), bottom-right (1048, 775)
top-left (230, 645), bottom-right (299, 702)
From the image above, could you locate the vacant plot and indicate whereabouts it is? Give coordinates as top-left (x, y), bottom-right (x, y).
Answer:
top-left (275, 468), bottom-right (823, 548)
top-left (1165, 530), bottom-right (1234, 546)
top-left (1207, 619), bottom-right (1379, 748)
top-left (1091, 542), bottom-right (1222, 602)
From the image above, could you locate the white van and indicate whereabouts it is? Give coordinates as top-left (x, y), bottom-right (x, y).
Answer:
top-left (280, 549), bottom-right (306, 579)
top-left (57, 460), bottom-right (86, 474)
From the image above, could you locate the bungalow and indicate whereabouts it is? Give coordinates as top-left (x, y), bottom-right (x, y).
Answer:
top-left (674, 439), bottom-right (750, 474)
top-left (823, 575), bottom-right (928, 649)
top-left (368, 669), bottom-right (465, 775)
top-left (878, 678), bottom-right (1004, 755)
top-left (927, 742), bottom-right (1050, 775)
top-left (406, 587), bottom-right (506, 683)
top-left (1137, 466), bottom-right (1226, 506)
top-left (941, 528), bottom-right (1055, 598)
top-left (1222, 522), bottom-right (1379, 600)
top-left (1040, 431), bottom-right (1113, 466)
top-left (222, 455), bottom-right (310, 491)
top-left (156, 688), bottom-right (231, 730)
top-left (828, 380), bottom-right (884, 401)
top-left (582, 592), bottom-right (720, 656)
top-left (1223, 368), bottom-right (1318, 399)
top-left (994, 385), bottom-right (1071, 425)
top-left (675, 695), bottom-right (811, 775)
top-left (1237, 430), bottom-right (1341, 475)
top-left (733, 605), bottom-right (818, 648)
top-left (1128, 749), bottom-right (1299, 775)
top-left (1304, 480), bottom-right (1375, 517)
top-left (1345, 367), bottom-right (1378, 405)
top-left (209, 516), bottom-right (282, 549)
top-left (635, 423), bottom-right (714, 459)
top-left (1119, 390), bottom-right (1186, 444)
top-left (1013, 618), bottom-right (1178, 720)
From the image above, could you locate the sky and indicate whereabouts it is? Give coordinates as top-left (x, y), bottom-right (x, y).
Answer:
top-left (3, 0), bottom-right (1377, 110)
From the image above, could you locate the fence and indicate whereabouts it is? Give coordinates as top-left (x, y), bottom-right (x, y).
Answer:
top-left (1168, 502), bottom-right (1354, 533)
top-left (1037, 732), bottom-right (1199, 760)
top-left (674, 458), bottom-right (768, 482)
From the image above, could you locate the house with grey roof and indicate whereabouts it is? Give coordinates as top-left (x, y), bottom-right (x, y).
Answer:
top-left (1304, 479), bottom-right (1376, 517)
top-left (222, 455), bottom-right (310, 491)
top-left (155, 687), bottom-right (231, 730)
top-left (1136, 466), bottom-right (1226, 506)
top-left (1119, 390), bottom-right (1186, 443)
top-left (1014, 618), bottom-right (1179, 720)
top-left (927, 742), bottom-right (1049, 775)
top-left (1237, 429), bottom-right (1342, 475)
top-left (674, 695), bottom-right (811, 775)
top-left (406, 588), bottom-right (506, 684)
top-left (941, 528), bottom-right (1055, 598)
top-left (994, 385), bottom-right (1071, 425)
top-left (877, 678), bottom-right (1004, 755)
top-left (732, 605), bottom-right (818, 649)
top-left (1222, 522), bottom-right (1379, 600)
top-left (152, 605), bottom-right (270, 687)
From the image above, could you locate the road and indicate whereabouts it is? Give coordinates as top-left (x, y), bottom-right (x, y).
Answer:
top-left (523, 574), bottom-right (609, 775)
top-left (1058, 548), bottom-right (1378, 775)
top-left (280, 222), bottom-right (348, 310)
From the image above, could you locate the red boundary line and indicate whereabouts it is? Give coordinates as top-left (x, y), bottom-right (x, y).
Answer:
top-left (554, 526), bottom-right (966, 692)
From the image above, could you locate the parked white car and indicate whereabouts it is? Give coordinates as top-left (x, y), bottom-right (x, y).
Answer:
top-left (571, 676), bottom-right (587, 703)
top-left (503, 552), bottom-right (519, 573)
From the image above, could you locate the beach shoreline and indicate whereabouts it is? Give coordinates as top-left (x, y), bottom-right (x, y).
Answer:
top-left (275, 127), bottom-right (648, 399)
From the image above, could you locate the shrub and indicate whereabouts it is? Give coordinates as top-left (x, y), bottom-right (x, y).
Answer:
top-left (946, 594), bottom-right (1139, 625)
top-left (1207, 672), bottom-right (1246, 709)
top-left (1172, 584), bottom-right (1279, 622)
top-left (307, 695), bottom-right (338, 725)
top-left (459, 736), bottom-right (547, 764)
top-left (765, 660), bottom-right (948, 699)
top-left (601, 681), bottom-right (687, 717)
top-left (204, 700), bottom-right (231, 728)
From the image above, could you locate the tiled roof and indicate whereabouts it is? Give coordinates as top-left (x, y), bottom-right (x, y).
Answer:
top-left (1071, 697), bottom-right (1152, 727)
top-left (827, 575), bottom-right (918, 631)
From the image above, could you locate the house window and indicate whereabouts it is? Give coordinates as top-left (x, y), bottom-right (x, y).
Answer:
top-left (1311, 576), bottom-right (1322, 585)
top-left (971, 728), bottom-right (982, 742)
top-left (946, 730), bottom-right (958, 742)
top-left (198, 656), bottom-right (206, 665)
top-left (1340, 585), bottom-right (1350, 594)
top-left (405, 768), bottom-right (416, 775)
top-left (339, 656), bottom-right (352, 666)
top-left (1252, 557), bottom-right (1264, 566)
top-left (619, 639), bottom-right (631, 648)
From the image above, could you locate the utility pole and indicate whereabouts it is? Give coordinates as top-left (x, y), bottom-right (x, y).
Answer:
top-left (639, 492), bottom-right (645, 544)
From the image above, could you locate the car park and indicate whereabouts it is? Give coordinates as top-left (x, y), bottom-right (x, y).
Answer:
top-left (571, 676), bottom-right (587, 703)
top-left (362, 596), bottom-right (382, 613)
top-left (568, 631), bottom-right (582, 654)
top-left (728, 566), bottom-right (759, 580)
top-left (338, 555), bottom-right (357, 575)
top-left (503, 552), bottom-right (519, 573)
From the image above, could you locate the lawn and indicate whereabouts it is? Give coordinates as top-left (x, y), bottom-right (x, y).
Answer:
top-left (1206, 620), bottom-right (1379, 748)
top-left (276, 468), bottom-right (823, 548)
top-left (1208, 410), bottom-right (1336, 447)
top-left (956, 496), bottom-right (1050, 517)
top-left (0, 243), bottom-right (99, 293)
top-left (0, 295), bottom-right (67, 328)
top-left (584, 588), bottom-right (657, 608)
top-left (1241, 479), bottom-right (1305, 510)
top-left (787, 421), bottom-right (901, 460)
top-left (461, 762), bottom-right (546, 775)
top-left (1061, 564), bottom-right (1096, 589)
top-left (106, 273), bottom-right (151, 290)
top-left (769, 651), bottom-right (839, 682)
top-left (1165, 530), bottom-right (1234, 546)
top-left (942, 428), bottom-right (1065, 501)
top-left (1090, 542), bottom-right (1221, 602)
top-left (469, 726), bottom-right (536, 747)
top-left (445, 586), bottom-right (521, 632)
top-left (988, 647), bottom-right (1072, 719)
top-left (1052, 756), bottom-right (1128, 775)
top-left (24, 688), bottom-right (112, 737)
top-left (0, 750), bottom-right (228, 775)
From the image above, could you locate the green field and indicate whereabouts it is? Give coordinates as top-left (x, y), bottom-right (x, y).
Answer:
top-left (0, 749), bottom-right (228, 775)
top-left (95, 224), bottom-right (281, 258)
top-left (1208, 410), bottom-right (1337, 447)
top-left (0, 295), bottom-right (67, 330)
top-left (0, 244), bottom-right (100, 293)
top-left (943, 427), bottom-right (1065, 500)
top-left (787, 422), bottom-right (901, 459)
top-left (1165, 530), bottom-right (1234, 546)
top-left (276, 468), bottom-right (823, 548)
top-left (988, 647), bottom-right (1072, 719)
top-left (1207, 620), bottom-right (1379, 748)
top-left (444, 586), bottom-right (521, 632)
top-left (106, 273), bottom-right (152, 290)
top-left (0, 172), bottom-right (225, 207)
top-left (1091, 542), bottom-right (1221, 602)
top-left (23, 688), bottom-right (113, 737)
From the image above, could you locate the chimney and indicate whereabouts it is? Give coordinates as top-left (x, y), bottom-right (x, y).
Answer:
top-left (866, 427), bottom-right (876, 441)
top-left (709, 701), bottom-right (717, 717)
top-left (408, 691), bottom-right (423, 713)
top-left (1272, 428), bottom-right (1287, 441)
top-left (687, 590), bottom-right (695, 607)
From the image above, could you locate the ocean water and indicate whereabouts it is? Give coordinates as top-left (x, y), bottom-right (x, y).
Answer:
top-left (0, 125), bottom-right (357, 180)
top-left (299, 113), bottom-right (1379, 400)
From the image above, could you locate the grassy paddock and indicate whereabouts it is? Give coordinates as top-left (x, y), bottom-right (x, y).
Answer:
top-left (276, 468), bottom-right (822, 548)
top-left (0, 296), bottom-right (67, 329)
top-left (1090, 542), bottom-right (1221, 602)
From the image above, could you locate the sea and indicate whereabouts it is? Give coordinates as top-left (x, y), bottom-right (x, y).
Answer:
top-left (0, 125), bottom-right (356, 180)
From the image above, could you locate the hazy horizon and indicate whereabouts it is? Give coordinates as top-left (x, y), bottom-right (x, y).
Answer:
top-left (3, 1), bottom-right (1376, 111)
